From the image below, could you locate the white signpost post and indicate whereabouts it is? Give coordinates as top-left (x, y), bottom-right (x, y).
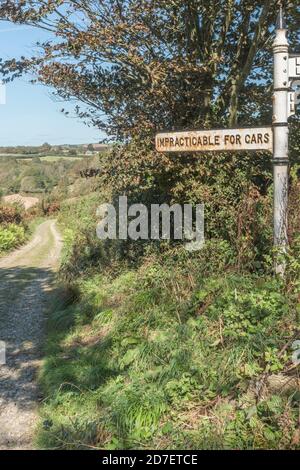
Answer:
top-left (272, 7), bottom-right (289, 275)
top-left (272, 7), bottom-right (299, 274)
top-left (155, 7), bottom-right (299, 275)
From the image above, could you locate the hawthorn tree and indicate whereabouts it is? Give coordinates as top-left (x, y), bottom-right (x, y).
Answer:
top-left (0, 0), bottom-right (299, 141)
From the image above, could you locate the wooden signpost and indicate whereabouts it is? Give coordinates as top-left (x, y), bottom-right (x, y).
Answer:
top-left (155, 6), bottom-right (299, 275)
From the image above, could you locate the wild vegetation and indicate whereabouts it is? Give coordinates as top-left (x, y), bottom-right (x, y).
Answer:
top-left (0, 152), bottom-right (100, 255)
top-left (0, 204), bottom-right (26, 253)
top-left (33, 177), bottom-right (300, 450)
top-left (0, 0), bottom-right (299, 450)
top-left (0, 154), bottom-right (81, 196)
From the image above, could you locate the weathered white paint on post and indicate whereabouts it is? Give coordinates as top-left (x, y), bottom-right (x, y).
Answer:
top-left (272, 7), bottom-right (289, 275)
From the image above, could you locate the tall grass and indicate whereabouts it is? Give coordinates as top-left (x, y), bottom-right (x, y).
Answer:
top-left (36, 241), bottom-right (300, 449)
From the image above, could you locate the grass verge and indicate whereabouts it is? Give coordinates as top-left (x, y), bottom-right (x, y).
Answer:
top-left (36, 242), bottom-right (300, 450)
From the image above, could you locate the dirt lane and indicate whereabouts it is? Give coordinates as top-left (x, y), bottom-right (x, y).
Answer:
top-left (0, 220), bottom-right (62, 449)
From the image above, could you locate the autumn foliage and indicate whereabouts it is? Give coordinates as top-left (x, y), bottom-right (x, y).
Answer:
top-left (0, 0), bottom-right (299, 141)
top-left (0, 204), bottom-right (22, 225)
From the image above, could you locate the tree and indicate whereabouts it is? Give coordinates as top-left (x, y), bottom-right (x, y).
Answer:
top-left (0, 0), bottom-right (299, 141)
top-left (42, 142), bottom-right (51, 152)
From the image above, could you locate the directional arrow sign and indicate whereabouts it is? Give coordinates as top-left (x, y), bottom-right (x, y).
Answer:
top-left (288, 91), bottom-right (296, 117)
top-left (289, 55), bottom-right (300, 79)
top-left (155, 127), bottom-right (273, 153)
top-left (288, 79), bottom-right (300, 117)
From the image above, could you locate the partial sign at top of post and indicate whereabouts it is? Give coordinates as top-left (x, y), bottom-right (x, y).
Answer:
top-left (155, 127), bottom-right (273, 153)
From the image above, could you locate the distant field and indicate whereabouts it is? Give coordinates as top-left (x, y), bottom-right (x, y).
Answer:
top-left (0, 153), bottom-right (84, 161)
top-left (2, 194), bottom-right (39, 210)
top-left (40, 155), bottom-right (84, 162)
top-left (0, 153), bottom-right (41, 158)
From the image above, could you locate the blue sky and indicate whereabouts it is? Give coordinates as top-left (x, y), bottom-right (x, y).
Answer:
top-left (0, 22), bottom-right (104, 146)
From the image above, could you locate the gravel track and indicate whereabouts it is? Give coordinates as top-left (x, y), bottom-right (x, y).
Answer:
top-left (0, 220), bottom-right (62, 449)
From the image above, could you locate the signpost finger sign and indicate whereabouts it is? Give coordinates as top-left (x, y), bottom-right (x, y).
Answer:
top-left (156, 128), bottom-right (273, 153)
